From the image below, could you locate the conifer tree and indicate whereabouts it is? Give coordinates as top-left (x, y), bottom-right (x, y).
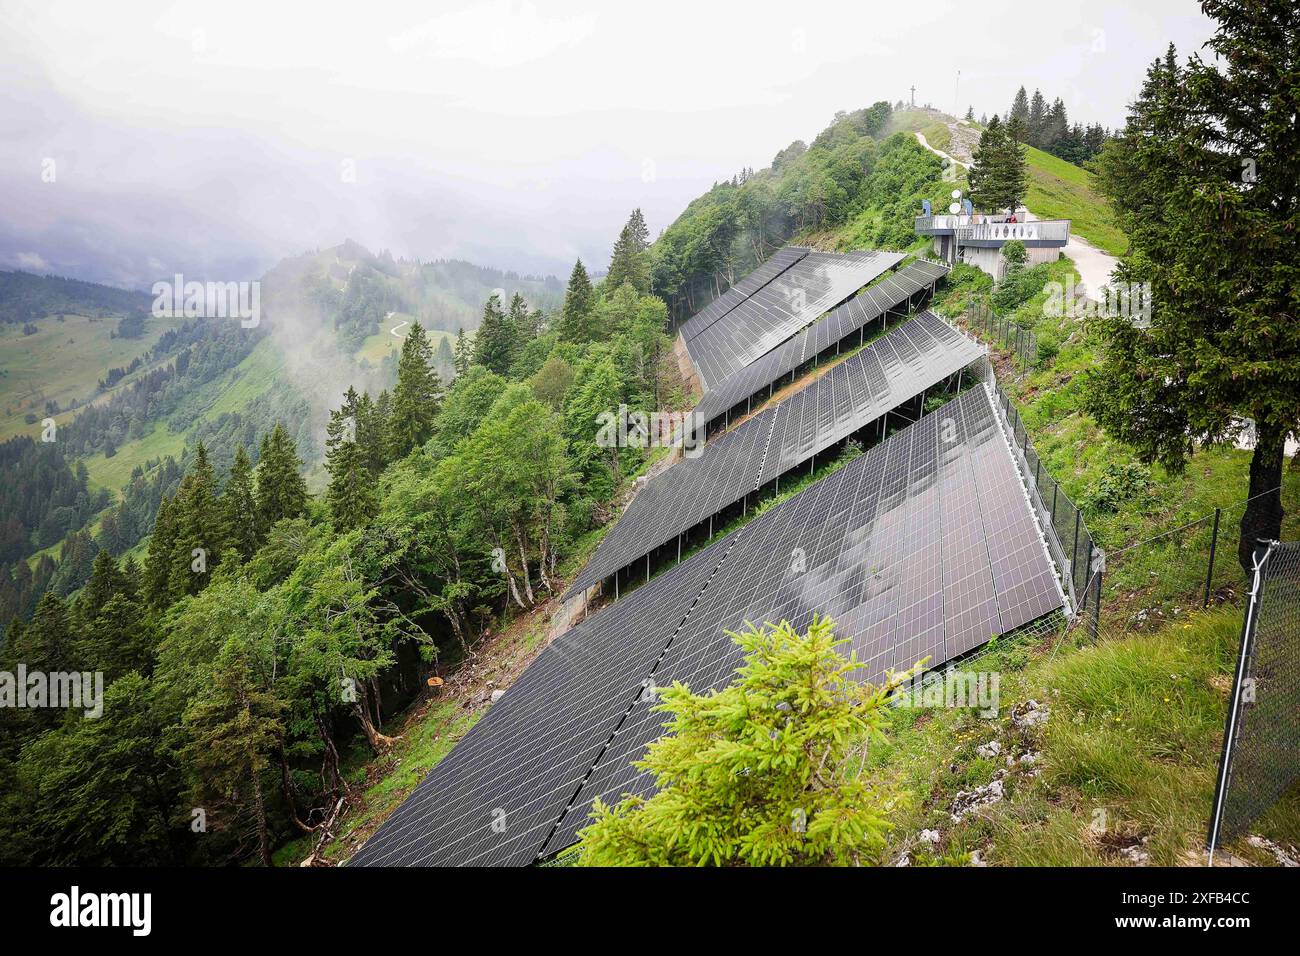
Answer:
top-left (453, 327), bottom-right (471, 376)
top-left (606, 209), bottom-right (652, 293)
top-left (388, 322), bottom-right (442, 457)
top-left (325, 408), bottom-right (378, 533)
top-left (221, 445), bottom-right (261, 561)
top-left (255, 424), bottom-right (308, 532)
top-left (472, 293), bottom-right (516, 375)
top-left (555, 259), bottom-right (596, 343)
top-left (143, 495), bottom-right (178, 610)
top-left (179, 639), bottom-right (285, 867)
top-left (78, 549), bottom-right (127, 625)
top-left (168, 442), bottom-right (225, 598)
top-left (1091, 6), bottom-right (1300, 571)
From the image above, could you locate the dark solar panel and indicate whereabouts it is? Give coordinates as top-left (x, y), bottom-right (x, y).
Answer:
top-left (348, 534), bottom-right (736, 867)
top-left (565, 312), bottom-right (984, 599)
top-left (546, 386), bottom-right (1063, 852)
top-left (353, 386), bottom-right (1063, 867)
top-left (691, 260), bottom-right (951, 430)
top-left (684, 250), bottom-right (907, 388)
top-left (678, 247), bottom-right (809, 342)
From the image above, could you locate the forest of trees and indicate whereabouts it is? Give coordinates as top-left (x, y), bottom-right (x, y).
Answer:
top-left (0, 209), bottom-right (682, 865)
top-left (1000, 86), bottom-right (1111, 165)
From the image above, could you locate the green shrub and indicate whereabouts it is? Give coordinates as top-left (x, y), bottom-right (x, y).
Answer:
top-left (570, 616), bottom-right (907, 866)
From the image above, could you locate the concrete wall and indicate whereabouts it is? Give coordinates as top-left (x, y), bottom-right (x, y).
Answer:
top-left (962, 245), bottom-right (1061, 280)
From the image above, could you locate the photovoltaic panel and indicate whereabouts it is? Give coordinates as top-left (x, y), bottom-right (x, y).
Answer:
top-left (684, 250), bottom-right (906, 388)
top-left (692, 259), bottom-right (951, 430)
top-left (565, 312), bottom-right (984, 599)
top-left (678, 246), bottom-right (809, 342)
top-left (353, 386), bottom-right (1063, 867)
top-left (545, 386), bottom-right (1064, 853)
top-left (348, 534), bottom-right (736, 867)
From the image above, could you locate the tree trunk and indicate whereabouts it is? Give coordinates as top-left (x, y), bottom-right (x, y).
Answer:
top-left (515, 531), bottom-right (535, 605)
top-left (353, 691), bottom-right (396, 754)
top-left (250, 760), bottom-right (272, 867)
top-left (1238, 419), bottom-right (1286, 574)
top-left (315, 713), bottom-right (344, 797)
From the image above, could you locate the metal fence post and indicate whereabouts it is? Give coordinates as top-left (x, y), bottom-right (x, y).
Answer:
top-left (1203, 507), bottom-right (1222, 608)
top-left (1071, 510), bottom-right (1082, 594)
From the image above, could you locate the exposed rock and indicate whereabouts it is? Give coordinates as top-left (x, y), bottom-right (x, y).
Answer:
top-left (1013, 699), bottom-right (1050, 728)
top-left (976, 740), bottom-right (1002, 759)
top-left (490, 689), bottom-right (506, 703)
top-left (919, 829), bottom-right (941, 845)
top-left (951, 779), bottom-right (1004, 821)
top-left (1246, 835), bottom-right (1299, 867)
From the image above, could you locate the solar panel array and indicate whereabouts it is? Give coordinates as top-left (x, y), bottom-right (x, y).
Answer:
top-left (677, 246), bottom-right (809, 341)
top-left (564, 311), bottom-right (985, 599)
top-left (693, 259), bottom-right (951, 431)
top-left (684, 250), bottom-right (906, 388)
top-left (351, 386), bottom-right (1064, 867)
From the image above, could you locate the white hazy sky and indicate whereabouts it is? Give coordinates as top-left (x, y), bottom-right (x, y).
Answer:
top-left (0, 0), bottom-right (1217, 288)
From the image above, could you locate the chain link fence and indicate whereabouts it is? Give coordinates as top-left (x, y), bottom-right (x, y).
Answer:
top-left (1207, 540), bottom-right (1300, 857)
top-left (988, 379), bottom-right (1097, 616)
top-left (963, 302), bottom-right (1037, 373)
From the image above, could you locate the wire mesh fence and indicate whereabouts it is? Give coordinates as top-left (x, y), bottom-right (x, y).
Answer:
top-left (1207, 540), bottom-right (1300, 856)
top-left (988, 379), bottom-right (1097, 614)
top-left (963, 302), bottom-right (1037, 372)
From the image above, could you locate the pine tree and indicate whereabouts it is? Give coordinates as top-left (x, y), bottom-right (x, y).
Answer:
top-left (1009, 85), bottom-right (1030, 126)
top-left (78, 549), bottom-right (127, 625)
top-left (388, 322), bottom-right (442, 456)
top-left (453, 327), bottom-right (471, 376)
top-left (507, 292), bottom-right (534, 355)
top-left (964, 105), bottom-right (974, 121)
top-left (1028, 89), bottom-right (1047, 147)
top-left (221, 445), bottom-right (260, 561)
top-left (179, 639), bottom-right (285, 867)
top-left (555, 259), bottom-right (596, 343)
top-left (168, 442), bottom-right (225, 598)
top-left (357, 390), bottom-right (389, 475)
top-left (1091, 7), bottom-right (1300, 572)
top-left (143, 495), bottom-right (178, 610)
top-left (968, 115), bottom-right (1009, 212)
top-left (606, 209), bottom-right (652, 293)
top-left (255, 424), bottom-right (308, 532)
top-left (472, 294), bottom-right (516, 375)
top-left (325, 410), bottom-right (378, 533)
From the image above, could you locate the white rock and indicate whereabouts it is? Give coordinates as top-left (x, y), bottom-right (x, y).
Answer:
top-left (490, 689), bottom-right (506, 703)
top-left (977, 740), bottom-right (1002, 758)
top-left (919, 829), bottom-right (941, 845)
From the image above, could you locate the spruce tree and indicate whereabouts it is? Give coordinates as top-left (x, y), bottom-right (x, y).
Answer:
top-left (1009, 85), bottom-right (1030, 126)
top-left (168, 442), bottom-right (225, 598)
top-left (143, 495), bottom-right (179, 610)
top-left (255, 424), bottom-right (308, 532)
top-left (325, 410), bottom-right (378, 532)
top-left (555, 258), bottom-right (596, 343)
top-left (472, 294), bottom-right (515, 375)
top-left (606, 209), bottom-right (652, 294)
top-left (78, 549), bottom-right (127, 625)
top-left (221, 445), bottom-right (260, 561)
top-left (968, 115), bottom-right (1010, 212)
top-left (453, 328), bottom-right (471, 376)
top-left (388, 322), bottom-right (442, 456)
top-left (1091, 6), bottom-right (1300, 571)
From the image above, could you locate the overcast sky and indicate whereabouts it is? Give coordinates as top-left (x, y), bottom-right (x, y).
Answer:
top-left (0, 0), bottom-right (1218, 289)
